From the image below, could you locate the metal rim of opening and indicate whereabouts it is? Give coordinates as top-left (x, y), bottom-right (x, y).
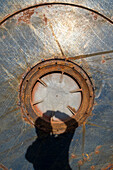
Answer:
top-left (19, 58), bottom-right (94, 134)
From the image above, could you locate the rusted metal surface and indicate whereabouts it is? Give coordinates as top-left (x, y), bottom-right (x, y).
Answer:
top-left (20, 58), bottom-right (94, 134)
top-left (0, 1), bottom-right (113, 170)
top-left (0, 163), bottom-right (11, 170)
top-left (0, 0), bottom-right (113, 22)
top-left (101, 164), bottom-right (113, 170)
top-left (0, 3), bottom-right (113, 25)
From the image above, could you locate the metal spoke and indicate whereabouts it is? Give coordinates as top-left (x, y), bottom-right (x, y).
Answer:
top-left (33, 100), bottom-right (44, 106)
top-left (70, 88), bottom-right (82, 93)
top-left (67, 105), bottom-right (76, 115)
top-left (59, 71), bottom-right (64, 83)
top-left (38, 78), bottom-right (48, 87)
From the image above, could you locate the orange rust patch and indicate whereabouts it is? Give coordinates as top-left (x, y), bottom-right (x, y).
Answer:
top-left (95, 145), bottom-right (102, 154)
top-left (102, 56), bottom-right (105, 58)
top-left (71, 154), bottom-right (77, 159)
top-left (101, 164), bottom-right (113, 170)
top-left (91, 12), bottom-right (98, 20)
top-left (2, 35), bottom-right (6, 39)
top-left (78, 160), bottom-right (84, 166)
top-left (83, 156), bottom-right (87, 162)
top-left (94, 15), bottom-right (98, 20)
top-left (91, 165), bottom-right (95, 170)
top-left (43, 14), bottom-right (47, 25)
top-left (0, 163), bottom-right (12, 170)
top-left (48, 5), bottom-right (52, 8)
top-left (101, 56), bottom-right (106, 64)
top-left (18, 9), bottom-right (34, 24)
top-left (101, 59), bottom-right (106, 64)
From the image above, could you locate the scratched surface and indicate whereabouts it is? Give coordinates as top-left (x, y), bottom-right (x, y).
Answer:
top-left (0, 1), bottom-right (113, 170)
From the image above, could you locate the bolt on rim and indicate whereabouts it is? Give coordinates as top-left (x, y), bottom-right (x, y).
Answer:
top-left (19, 58), bottom-right (94, 134)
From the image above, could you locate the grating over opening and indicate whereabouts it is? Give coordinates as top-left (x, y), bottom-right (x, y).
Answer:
top-left (20, 58), bottom-right (94, 134)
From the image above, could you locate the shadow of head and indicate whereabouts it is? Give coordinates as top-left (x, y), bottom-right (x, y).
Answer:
top-left (25, 111), bottom-right (78, 170)
top-left (35, 110), bottom-right (78, 138)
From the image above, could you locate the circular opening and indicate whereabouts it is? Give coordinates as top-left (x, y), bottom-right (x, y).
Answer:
top-left (31, 72), bottom-right (82, 122)
top-left (20, 58), bottom-right (94, 134)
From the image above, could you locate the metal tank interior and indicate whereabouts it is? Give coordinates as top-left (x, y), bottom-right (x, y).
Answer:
top-left (0, 0), bottom-right (113, 170)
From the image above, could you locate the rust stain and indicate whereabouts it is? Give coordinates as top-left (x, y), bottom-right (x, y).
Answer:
top-left (48, 5), bottom-right (52, 8)
top-left (0, 3), bottom-right (113, 26)
top-left (2, 35), bottom-right (6, 39)
top-left (101, 60), bottom-right (106, 64)
top-left (22, 114), bottom-right (32, 124)
top-left (78, 153), bottom-right (92, 167)
top-left (0, 163), bottom-right (12, 170)
top-left (19, 58), bottom-right (94, 134)
top-left (83, 156), bottom-right (87, 162)
top-left (71, 153), bottom-right (77, 159)
top-left (91, 12), bottom-right (98, 20)
top-left (43, 14), bottom-right (47, 25)
top-left (101, 164), bottom-right (113, 170)
top-left (95, 145), bottom-right (102, 154)
top-left (90, 165), bottom-right (95, 170)
top-left (101, 56), bottom-right (106, 64)
top-left (88, 152), bottom-right (93, 161)
top-left (68, 50), bottom-right (113, 61)
top-left (49, 23), bottom-right (65, 56)
top-left (83, 153), bottom-right (89, 161)
top-left (78, 160), bottom-right (84, 166)
top-left (18, 9), bottom-right (34, 24)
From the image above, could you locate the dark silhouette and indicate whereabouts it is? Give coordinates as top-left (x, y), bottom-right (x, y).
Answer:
top-left (25, 111), bottom-right (78, 170)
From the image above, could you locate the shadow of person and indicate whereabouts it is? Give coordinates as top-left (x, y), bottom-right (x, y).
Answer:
top-left (25, 111), bottom-right (78, 170)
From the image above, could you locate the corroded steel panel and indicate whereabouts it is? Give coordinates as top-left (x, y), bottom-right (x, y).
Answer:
top-left (0, 1), bottom-right (113, 170)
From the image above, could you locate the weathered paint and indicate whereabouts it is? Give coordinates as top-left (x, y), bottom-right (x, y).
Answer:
top-left (0, 1), bottom-right (113, 170)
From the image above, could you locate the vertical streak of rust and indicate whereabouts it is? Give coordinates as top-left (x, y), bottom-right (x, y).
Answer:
top-left (59, 71), bottom-right (64, 83)
top-left (49, 23), bottom-right (65, 57)
top-left (67, 105), bottom-right (77, 115)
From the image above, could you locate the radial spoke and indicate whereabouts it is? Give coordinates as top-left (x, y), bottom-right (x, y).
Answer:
top-left (59, 71), bottom-right (64, 83)
top-left (67, 105), bottom-right (76, 115)
top-left (49, 22), bottom-right (65, 57)
top-left (70, 88), bottom-right (82, 93)
top-left (38, 78), bottom-right (48, 87)
top-left (68, 50), bottom-right (113, 60)
top-left (33, 100), bottom-right (44, 106)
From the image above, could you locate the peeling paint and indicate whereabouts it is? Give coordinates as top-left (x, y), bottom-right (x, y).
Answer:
top-left (0, 1), bottom-right (113, 170)
top-left (101, 56), bottom-right (106, 64)
top-left (17, 9), bottom-right (34, 24)
top-left (71, 153), bottom-right (77, 159)
top-left (95, 145), bottom-right (102, 154)
top-left (91, 12), bottom-right (98, 20)
top-left (43, 14), bottom-right (47, 25)
top-left (101, 164), bottom-right (113, 170)
top-left (90, 165), bottom-right (95, 170)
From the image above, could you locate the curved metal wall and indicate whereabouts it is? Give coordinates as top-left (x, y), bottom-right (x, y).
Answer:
top-left (0, 1), bottom-right (113, 170)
